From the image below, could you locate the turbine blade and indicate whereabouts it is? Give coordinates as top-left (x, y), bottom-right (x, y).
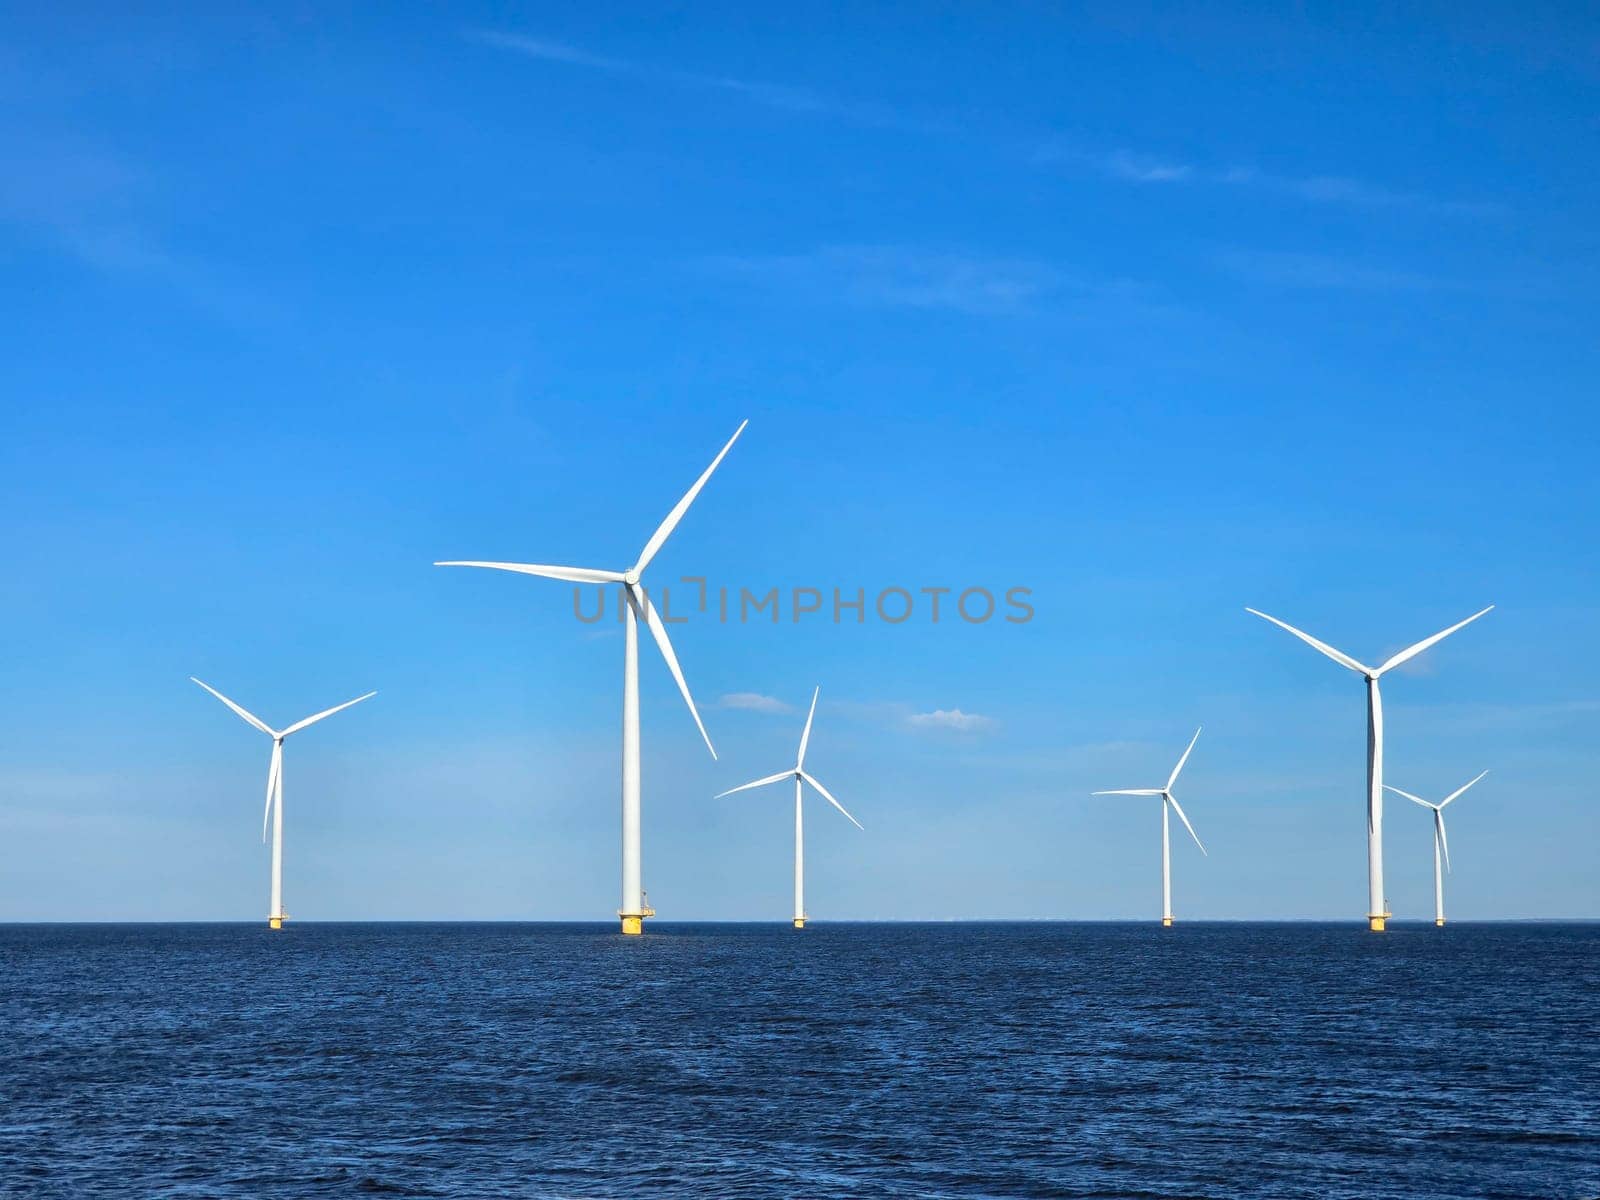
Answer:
top-left (263, 742), bottom-right (281, 842)
top-left (1440, 770), bottom-right (1489, 808)
top-left (191, 677), bottom-right (275, 737)
top-left (1436, 809), bottom-right (1452, 873)
top-left (1091, 789), bottom-right (1164, 796)
top-left (281, 691), bottom-right (377, 737)
top-left (633, 420), bottom-right (748, 575)
top-left (434, 561), bottom-right (625, 585)
top-left (1166, 727), bottom-right (1202, 791)
top-left (800, 770), bottom-right (863, 830)
top-left (1166, 793), bottom-right (1206, 856)
top-left (796, 686), bottom-right (820, 770)
top-left (1383, 784), bottom-right (1437, 810)
top-left (714, 770), bottom-right (794, 799)
top-left (1375, 606), bottom-right (1494, 676)
top-left (1245, 609), bottom-right (1370, 675)
top-left (631, 584), bottom-right (716, 760)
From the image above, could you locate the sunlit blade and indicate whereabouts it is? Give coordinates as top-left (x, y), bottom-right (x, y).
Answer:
top-left (434, 560), bottom-right (625, 585)
top-left (1436, 809), bottom-right (1452, 873)
top-left (796, 687), bottom-right (820, 770)
top-left (714, 770), bottom-right (794, 799)
top-left (1375, 606), bottom-right (1494, 676)
top-left (632, 420), bottom-right (748, 575)
top-left (631, 584), bottom-right (716, 760)
top-left (1091, 788), bottom-right (1163, 796)
top-left (281, 691), bottom-right (377, 737)
top-left (1165, 793), bottom-right (1207, 856)
top-left (1245, 609), bottom-right (1370, 675)
top-left (1440, 769), bottom-right (1489, 809)
top-left (191, 677), bottom-right (276, 737)
top-left (1383, 784), bottom-right (1436, 811)
top-left (1166, 727), bottom-right (1202, 791)
top-left (263, 742), bottom-right (281, 843)
top-left (800, 770), bottom-right (863, 830)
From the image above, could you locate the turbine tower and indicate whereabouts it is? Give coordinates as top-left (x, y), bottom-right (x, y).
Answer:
top-left (715, 687), bottom-right (862, 928)
top-left (1091, 727), bottom-right (1207, 926)
top-left (1385, 771), bottom-right (1487, 927)
top-left (191, 677), bottom-right (375, 929)
top-left (1246, 605), bottom-right (1492, 931)
top-left (437, 420), bottom-right (746, 935)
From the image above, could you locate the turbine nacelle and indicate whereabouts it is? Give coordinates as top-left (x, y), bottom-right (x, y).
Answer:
top-left (1247, 603), bottom-right (1493, 931)
top-left (1385, 771), bottom-right (1488, 875)
top-left (1090, 727), bottom-right (1207, 855)
top-left (1245, 606), bottom-right (1494, 680)
top-left (715, 686), bottom-right (863, 830)
top-left (434, 420), bottom-right (747, 765)
top-left (190, 677), bottom-right (376, 844)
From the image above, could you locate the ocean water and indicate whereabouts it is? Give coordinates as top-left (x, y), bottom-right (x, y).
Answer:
top-left (1, 922), bottom-right (1596, 1199)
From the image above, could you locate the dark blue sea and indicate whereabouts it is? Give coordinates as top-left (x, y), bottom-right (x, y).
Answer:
top-left (2, 922), bottom-right (1596, 1199)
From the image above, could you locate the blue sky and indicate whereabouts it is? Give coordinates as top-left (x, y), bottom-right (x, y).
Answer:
top-left (2, 4), bottom-right (1596, 921)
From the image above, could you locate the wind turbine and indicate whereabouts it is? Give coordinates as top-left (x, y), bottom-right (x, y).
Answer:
top-left (1246, 604), bottom-right (1492, 931)
top-left (191, 677), bottom-right (375, 929)
top-left (716, 687), bottom-right (861, 928)
top-left (1091, 727), bottom-right (1207, 926)
top-left (437, 420), bottom-right (746, 935)
top-left (1385, 771), bottom-right (1487, 927)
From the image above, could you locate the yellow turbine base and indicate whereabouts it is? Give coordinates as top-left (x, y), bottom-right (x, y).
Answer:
top-left (793, 918), bottom-right (805, 929)
top-left (1161, 917), bottom-right (1173, 927)
top-left (268, 917), bottom-right (283, 930)
top-left (620, 916), bottom-right (643, 936)
top-left (1435, 918), bottom-right (1446, 927)
top-left (1368, 915), bottom-right (1387, 932)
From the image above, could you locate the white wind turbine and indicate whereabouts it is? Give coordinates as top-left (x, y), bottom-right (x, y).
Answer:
top-left (191, 677), bottom-right (375, 929)
top-left (1246, 604), bottom-right (1492, 931)
top-left (715, 687), bottom-right (862, 928)
top-left (437, 420), bottom-right (746, 935)
top-left (1385, 771), bottom-right (1488, 927)
top-left (1092, 728), bottom-right (1207, 926)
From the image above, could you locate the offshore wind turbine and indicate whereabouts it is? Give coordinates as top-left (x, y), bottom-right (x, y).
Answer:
top-left (715, 687), bottom-right (862, 928)
top-left (1091, 728), bottom-right (1207, 926)
top-left (191, 677), bottom-right (375, 929)
top-left (1386, 771), bottom-right (1488, 927)
top-left (1246, 605), bottom-right (1492, 931)
top-left (437, 420), bottom-right (746, 935)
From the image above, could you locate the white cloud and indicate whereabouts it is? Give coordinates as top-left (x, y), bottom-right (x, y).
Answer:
top-left (717, 692), bottom-right (794, 714)
top-left (905, 708), bottom-right (997, 734)
top-left (471, 33), bottom-right (1496, 218)
top-left (1213, 248), bottom-right (1450, 292)
top-left (1101, 150), bottom-right (1195, 183)
top-left (469, 30), bottom-right (930, 130)
top-left (468, 31), bottom-right (631, 72)
top-left (1041, 145), bottom-right (1499, 217)
top-left (0, 132), bottom-right (264, 321)
top-left (710, 245), bottom-right (1067, 315)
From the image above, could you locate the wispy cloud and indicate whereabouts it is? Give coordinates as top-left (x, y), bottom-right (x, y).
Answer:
top-left (473, 31), bottom-right (1497, 221)
top-left (470, 33), bottom-right (631, 73)
top-left (709, 245), bottom-right (1073, 315)
top-left (822, 698), bottom-right (999, 735)
top-left (0, 131), bottom-right (263, 320)
top-left (1213, 248), bottom-right (1455, 292)
top-left (1400, 698), bottom-right (1600, 735)
top-left (1045, 146), bottom-right (1500, 217)
top-left (469, 30), bottom-right (934, 130)
top-left (0, 136), bottom-right (155, 266)
top-left (905, 708), bottom-right (998, 734)
top-left (717, 692), bottom-right (794, 714)
top-left (1099, 150), bottom-right (1196, 184)
top-left (1222, 167), bottom-right (1500, 216)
